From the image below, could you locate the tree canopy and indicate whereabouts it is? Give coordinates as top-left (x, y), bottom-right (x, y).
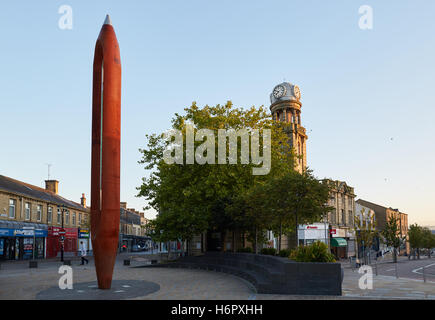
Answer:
top-left (137, 101), bottom-right (331, 251)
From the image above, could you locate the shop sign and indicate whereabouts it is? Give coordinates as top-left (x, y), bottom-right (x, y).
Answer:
top-left (65, 228), bottom-right (78, 238)
top-left (48, 227), bottom-right (61, 236)
top-left (0, 228), bottom-right (47, 237)
top-left (78, 228), bottom-right (90, 238)
top-left (332, 228), bottom-right (346, 238)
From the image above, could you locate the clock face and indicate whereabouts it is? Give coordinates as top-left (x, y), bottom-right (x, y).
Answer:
top-left (293, 86), bottom-right (301, 99)
top-left (273, 85), bottom-right (286, 99)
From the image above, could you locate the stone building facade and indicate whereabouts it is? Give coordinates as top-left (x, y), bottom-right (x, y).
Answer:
top-left (0, 175), bottom-right (90, 260)
top-left (323, 179), bottom-right (356, 259)
top-left (356, 199), bottom-right (410, 255)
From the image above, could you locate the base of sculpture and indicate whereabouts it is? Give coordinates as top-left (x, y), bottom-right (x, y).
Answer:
top-left (36, 280), bottom-right (160, 300)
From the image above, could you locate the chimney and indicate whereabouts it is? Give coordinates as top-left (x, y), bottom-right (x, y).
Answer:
top-left (120, 202), bottom-right (127, 209)
top-left (45, 180), bottom-right (59, 194)
top-left (81, 193), bottom-right (87, 207)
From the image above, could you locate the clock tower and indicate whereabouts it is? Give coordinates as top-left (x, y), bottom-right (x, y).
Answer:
top-left (270, 82), bottom-right (308, 173)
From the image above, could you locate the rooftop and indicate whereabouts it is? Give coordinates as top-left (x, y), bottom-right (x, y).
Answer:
top-left (0, 175), bottom-right (88, 212)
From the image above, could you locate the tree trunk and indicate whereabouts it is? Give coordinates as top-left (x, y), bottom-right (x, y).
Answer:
top-left (221, 231), bottom-right (226, 252)
top-left (278, 222), bottom-right (282, 252)
top-left (232, 231), bottom-right (235, 253)
top-left (255, 227), bottom-right (258, 254)
top-left (295, 212), bottom-right (299, 248)
top-left (393, 247), bottom-right (397, 263)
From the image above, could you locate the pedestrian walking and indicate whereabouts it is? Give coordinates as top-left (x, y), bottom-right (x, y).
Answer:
top-left (80, 241), bottom-right (89, 265)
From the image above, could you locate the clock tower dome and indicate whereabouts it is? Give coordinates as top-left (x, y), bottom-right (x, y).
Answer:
top-left (270, 82), bottom-right (308, 173)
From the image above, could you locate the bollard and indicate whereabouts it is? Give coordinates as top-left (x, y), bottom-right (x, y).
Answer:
top-left (63, 260), bottom-right (71, 266)
top-left (29, 260), bottom-right (38, 268)
top-left (123, 259), bottom-right (130, 266)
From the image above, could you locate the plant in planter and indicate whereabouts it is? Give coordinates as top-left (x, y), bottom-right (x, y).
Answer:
top-left (278, 249), bottom-right (292, 258)
top-left (290, 241), bottom-right (336, 262)
top-left (260, 248), bottom-right (277, 255)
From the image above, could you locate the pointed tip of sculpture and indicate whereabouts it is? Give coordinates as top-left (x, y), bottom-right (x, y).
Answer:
top-left (104, 14), bottom-right (112, 26)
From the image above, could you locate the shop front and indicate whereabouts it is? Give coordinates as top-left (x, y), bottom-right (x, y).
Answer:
top-left (119, 233), bottom-right (151, 252)
top-left (78, 228), bottom-right (92, 253)
top-left (330, 227), bottom-right (348, 259)
top-left (0, 223), bottom-right (47, 260)
top-left (298, 223), bottom-right (330, 246)
top-left (47, 227), bottom-right (78, 258)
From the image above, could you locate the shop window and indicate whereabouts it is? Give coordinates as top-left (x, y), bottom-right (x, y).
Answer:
top-left (9, 199), bottom-right (16, 218)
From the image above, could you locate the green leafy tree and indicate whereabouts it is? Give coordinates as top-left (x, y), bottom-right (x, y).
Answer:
top-left (381, 215), bottom-right (403, 263)
top-left (421, 227), bottom-right (435, 259)
top-left (259, 170), bottom-right (332, 250)
top-left (408, 224), bottom-right (424, 260)
top-left (354, 208), bottom-right (378, 264)
top-left (137, 101), bottom-right (294, 251)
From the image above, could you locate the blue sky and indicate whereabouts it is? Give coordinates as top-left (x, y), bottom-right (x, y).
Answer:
top-left (1, 1), bottom-right (434, 225)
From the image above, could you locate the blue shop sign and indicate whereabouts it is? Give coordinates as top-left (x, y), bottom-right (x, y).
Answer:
top-left (0, 228), bottom-right (47, 237)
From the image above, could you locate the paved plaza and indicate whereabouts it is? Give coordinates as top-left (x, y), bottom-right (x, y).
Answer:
top-left (0, 254), bottom-right (434, 300)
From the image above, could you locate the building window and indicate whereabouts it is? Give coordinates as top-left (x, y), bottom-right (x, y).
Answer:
top-left (25, 202), bottom-right (31, 220)
top-left (65, 211), bottom-right (69, 225)
top-left (48, 206), bottom-right (52, 223)
top-left (57, 208), bottom-right (61, 224)
top-left (72, 212), bottom-right (76, 226)
top-left (9, 199), bottom-right (16, 218)
top-left (341, 209), bottom-right (346, 225)
top-left (37, 205), bottom-right (42, 222)
top-left (331, 209), bottom-right (336, 224)
top-left (330, 196), bottom-right (335, 206)
top-left (78, 213), bottom-right (82, 226)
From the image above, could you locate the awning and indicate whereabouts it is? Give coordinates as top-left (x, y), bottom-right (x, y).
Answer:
top-left (331, 237), bottom-right (347, 247)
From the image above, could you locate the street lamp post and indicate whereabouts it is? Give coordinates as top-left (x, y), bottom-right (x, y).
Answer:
top-left (58, 205), bottom-right (66, 262)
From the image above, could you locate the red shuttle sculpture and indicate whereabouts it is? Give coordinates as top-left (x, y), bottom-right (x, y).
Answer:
top-left (91, 15), bottom-right (121, 289)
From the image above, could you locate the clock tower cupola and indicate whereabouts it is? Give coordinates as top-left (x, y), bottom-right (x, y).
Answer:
top-left (270, 82), bottom-right (308, 173)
